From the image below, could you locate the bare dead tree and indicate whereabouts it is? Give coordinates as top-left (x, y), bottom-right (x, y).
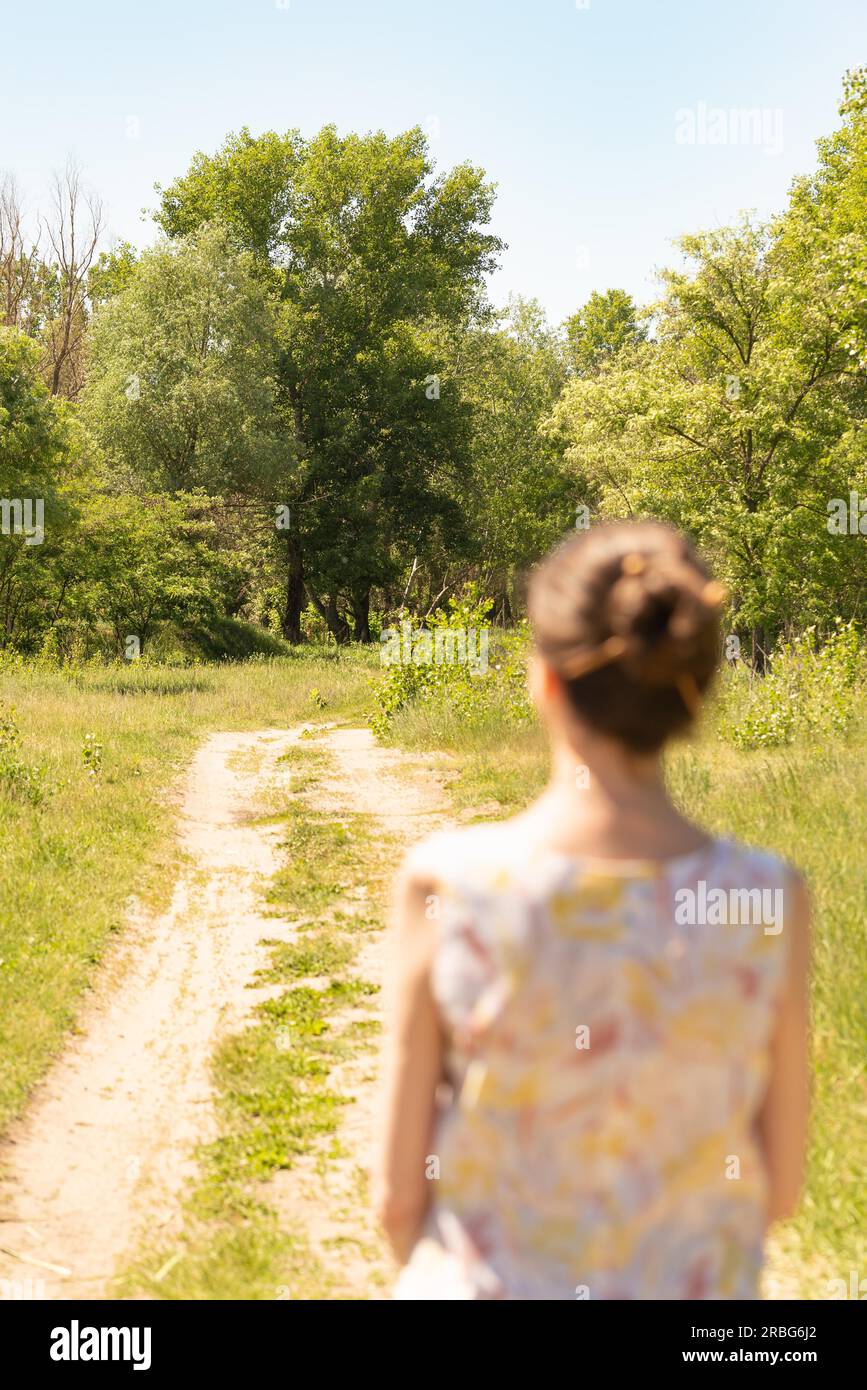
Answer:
top-left (0, 174), bottom-right (42, 331)
top-left (43, 160), bottom-right (103, 397)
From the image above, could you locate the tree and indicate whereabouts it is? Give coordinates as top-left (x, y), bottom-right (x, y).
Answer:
top-left (155, 125), bottom-right (502, 641)
top-left (564, 288), bottom-right (646, 376)
top-left (443, 298), bottom-right (573, 618)
top-left (81, 222), bottom-right (284, 498)
top-left (87, 242), bottom-right (138, 311)
top-left (551, 207), bottom-right (865, 660)
top-left (0, 327), bottom-right (77, 646)
top-left (76, 492), bottom-right (229, 656)
top-left (0, 176), bottom-right (43, 334)
top-left (41, 162), bottom-right (103, 398)
top-left (778, 67), bottom-right (867, 374)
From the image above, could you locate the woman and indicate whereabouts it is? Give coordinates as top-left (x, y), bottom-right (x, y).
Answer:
top-left (374, 521), bottom-right (810, 1300)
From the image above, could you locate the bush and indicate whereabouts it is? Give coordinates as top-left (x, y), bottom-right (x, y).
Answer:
top-left (0, 704), bottom-right (48, 804)
top-left (720, 620), bottom-right (863, 750)
top-left (372, 588), bottom-right (532, 738)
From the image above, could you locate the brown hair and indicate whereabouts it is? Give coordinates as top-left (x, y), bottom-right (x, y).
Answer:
top-left (528, 521), bottom-right (725, 753)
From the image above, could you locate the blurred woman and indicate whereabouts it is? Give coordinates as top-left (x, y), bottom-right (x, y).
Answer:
top-left (374, 520), bottom-right (810, 1300)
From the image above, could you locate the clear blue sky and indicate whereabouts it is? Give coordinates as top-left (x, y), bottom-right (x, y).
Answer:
top-left (2, 0), bottom-right (864, 323)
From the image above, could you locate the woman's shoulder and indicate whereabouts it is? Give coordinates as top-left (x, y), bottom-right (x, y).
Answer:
top-left (713, 834), bottom-right (804, 887)
top-left (400, 823), bottom-right (807, 911)
top-left (400, 818), bottom-right (527, 888)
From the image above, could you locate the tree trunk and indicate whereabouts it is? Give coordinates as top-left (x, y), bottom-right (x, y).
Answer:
top-left (281, 535), bottom-right (305, 644)
top-left (351, 586), bottom-right (372, 643)
top-left (306, 584), bottom-right (352, 645)
top-left (751, 625), bottom-right (768, 674)
top-left (324, 595), bottom-right (352, 645)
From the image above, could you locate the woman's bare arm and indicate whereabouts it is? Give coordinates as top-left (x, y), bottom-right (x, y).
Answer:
top-left (372, 861), bottom-right (443, 1263)
top-left (757, 871), bottom-right (811, 1226)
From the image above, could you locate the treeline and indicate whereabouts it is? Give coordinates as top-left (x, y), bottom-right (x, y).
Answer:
top-left (1, 70), bottom-right (865, 662)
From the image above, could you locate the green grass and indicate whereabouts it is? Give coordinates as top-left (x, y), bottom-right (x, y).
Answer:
top-left (0, 648), bottom-right (378, 1131)
top-left (665, 736), bottom-right (867, 1295)
top-left (255, 933), bottom-right (355, 982)
top-left (266, 807), bottom-right (371, 918)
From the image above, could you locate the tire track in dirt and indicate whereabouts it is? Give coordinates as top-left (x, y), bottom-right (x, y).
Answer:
top-left (0, 729), bottom-right (309, 1299)
top-left (265, 727), bottom-right (450, 1299)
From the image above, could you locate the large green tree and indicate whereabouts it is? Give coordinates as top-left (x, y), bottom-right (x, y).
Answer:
top-left (155, 125), bottom-right (502, 641)
top-left (82, 222), bottom-right (283, 497)
top-left (552, 172), bottom-right (866, 660)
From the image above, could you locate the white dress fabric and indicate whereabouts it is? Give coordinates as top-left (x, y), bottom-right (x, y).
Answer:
top-left (394, 826), bottom-right (791, 1301)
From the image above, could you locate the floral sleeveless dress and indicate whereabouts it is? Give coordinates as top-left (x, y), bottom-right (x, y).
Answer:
top-left (393, 826), bottom-right (791, 1301)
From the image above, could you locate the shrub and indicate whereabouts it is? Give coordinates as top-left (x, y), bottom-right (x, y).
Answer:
top-left (720, 620), bottom-right (863, 750)
top-left (372, 588), bottom-right (532, 738)
top-left (0, 704), bottom-right (48, 804)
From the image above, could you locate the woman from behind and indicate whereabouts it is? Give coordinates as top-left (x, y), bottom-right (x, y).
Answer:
top-left (374, 520), bottom-right (810, 1300)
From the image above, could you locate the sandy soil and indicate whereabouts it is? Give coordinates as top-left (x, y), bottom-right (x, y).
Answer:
top-left (0, 728), bottom-right (311, 1299)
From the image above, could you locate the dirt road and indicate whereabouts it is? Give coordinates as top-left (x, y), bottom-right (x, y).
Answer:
top-left (0, 726), bottom-right (445, 1299)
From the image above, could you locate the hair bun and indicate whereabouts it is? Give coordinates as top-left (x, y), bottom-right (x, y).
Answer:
top-left (605, 551), bottom-right (716, 686)
top-left (528, 520), bottom-right (723, 750)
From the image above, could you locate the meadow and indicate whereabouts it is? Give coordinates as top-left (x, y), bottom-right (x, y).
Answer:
top-left (0, 641), bottom-right (864, 1299)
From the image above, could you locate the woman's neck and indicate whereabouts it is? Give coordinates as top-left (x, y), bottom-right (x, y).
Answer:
top-left (515, 734), bottom-right (708, 861)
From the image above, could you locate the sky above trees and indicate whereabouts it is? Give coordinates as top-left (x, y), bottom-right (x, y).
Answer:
top-left (2, 0), bottom-right (865, 321)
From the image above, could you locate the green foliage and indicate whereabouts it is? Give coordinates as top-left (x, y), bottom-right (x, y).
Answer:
top-left (450, 298), bottom-right (574, 590)
top-left (87, 243), bottom-right (139, 310)
top-left (74, 491), bottom-right (234, 655)
top-left (0, 703), bottom-right (47, 804)
top-left (155, 124), bottom-right (502, 640)
top-left (371, 587), bottom-right (531, 737)
top-left (3, 79), bottom-right (866, 668)
top-left (722, 680), bottom-right (797, 751)
top-left (82, 732), bottom-right (103, 778)
top-left (81, 223), bottom-right (284, 496)
top-left (550, 75), bottom-right (867, 650)
top-left (0, 327), bottom-right (79, 648)
top-left (721, 621), bottom-right (863, 749)
top-left (564, 288), bottom-right (647, 376)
